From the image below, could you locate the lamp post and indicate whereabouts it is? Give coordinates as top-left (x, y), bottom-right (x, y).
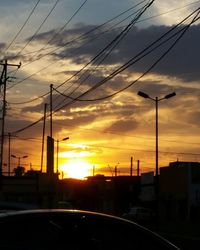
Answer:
top-left (137, 91), bottom-right (176, 222)
top-left (11, 154), bottom-right (28, 166)
top-left (56, 137), bottom-right (69, 174)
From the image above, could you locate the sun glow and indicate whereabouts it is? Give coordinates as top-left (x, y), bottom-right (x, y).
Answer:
top-left (60, 159), bottom-right (93, 179)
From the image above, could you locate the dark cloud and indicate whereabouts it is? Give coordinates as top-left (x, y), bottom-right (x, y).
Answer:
top-left (27, 29), bottom-right (57, 43)
top-left (105, 118), bottom-right (138, 133)
top-left (134, 80), bottom-right (177, 99)
top-left (63, 114), bottom-right (97, 128)
top-left (0, 43), bottom-right (6, 50)
top-left (38, 23), bottom-right (200, 82)
top-left (6, 118), bottom-right (32, 132)
top-left (19, 87), bottom-right (138, 132)
top-left (5, 117), bottom-right (43, 138)
top-left (22, 102), bottom-right (45, 113)
top-left (184, 111), bottom-right (200, 125)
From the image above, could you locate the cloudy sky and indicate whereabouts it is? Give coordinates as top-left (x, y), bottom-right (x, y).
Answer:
top-left (0, 0), bottom-right (200, 178)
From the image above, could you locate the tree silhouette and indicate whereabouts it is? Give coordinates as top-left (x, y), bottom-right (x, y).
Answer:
top-left (13, 166), bottom-right (25, 176)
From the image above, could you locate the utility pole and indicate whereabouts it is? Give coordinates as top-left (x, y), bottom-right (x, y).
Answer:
top-left (155, 97), bottom-right (159, 202)
top-left (8, 133), bottom-right (11, 176)
top-left (114, 162), bottom-right (120, 177)
top-left (50, 84), bottom-right (53, 138)
top-left (130, 156), bottom-right (133, 176)
top-left (0, 60), bottom-right (21, 178)
top-left (137, 160), bottom-right (140, 176)
top-left (41, 103), bottom-right (47, 172)
top-left (114, 166), bottom-right (117, 177)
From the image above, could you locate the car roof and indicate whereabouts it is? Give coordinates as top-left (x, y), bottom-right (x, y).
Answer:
top-left (0, 209), bottom-right (130, 223)
top-left (0, 209), bottom-right (180, 249)
top-left (0, 208), bottom-right (115, 218)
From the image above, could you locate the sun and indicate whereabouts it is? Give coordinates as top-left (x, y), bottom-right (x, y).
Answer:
top-left (60, 159), bottom-right (93, 179)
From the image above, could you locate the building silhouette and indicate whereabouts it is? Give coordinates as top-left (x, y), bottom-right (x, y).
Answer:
top-left (0, 160), bottom-right (200, 226)
top-left (159, 161), bottom-right (200, 223)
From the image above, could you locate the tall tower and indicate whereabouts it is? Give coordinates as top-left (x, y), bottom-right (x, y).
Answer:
top-left (46, 136), bottom-right (54, 174)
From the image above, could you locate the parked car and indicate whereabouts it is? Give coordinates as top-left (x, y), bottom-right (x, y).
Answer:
top-left (0, 209), bottom-right (179, 249)
top-left (122, 206), bottom-right (155, 223)
top-left (0, 201), bottom-right (38, 212)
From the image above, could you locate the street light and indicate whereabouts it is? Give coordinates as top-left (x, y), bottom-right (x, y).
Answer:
top-left (11, 154), bottom-right (28, 166)
top-left (56, 137), bottom-right (69, 174)
top-left (137, 91), bottom-right (176, 221)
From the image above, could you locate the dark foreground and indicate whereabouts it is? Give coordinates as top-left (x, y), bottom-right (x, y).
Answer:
top-left (147, 221), bottom-right (200, 250)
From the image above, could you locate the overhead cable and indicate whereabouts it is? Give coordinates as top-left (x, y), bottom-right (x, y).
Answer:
top-left (10, 6), bottom-right (199, 135)
top-left (53, 0), bottom-right (155, 109)
top-left (2, 0), bottom-right (41, 55)
top-left (8, 0), bottom-right (150, 104)
top-left (8, 0), bottom-right (148, 93)
top-left (53, 8), bottom-right (200, 103)
top-left (14, 0), bottom-right (61, 58)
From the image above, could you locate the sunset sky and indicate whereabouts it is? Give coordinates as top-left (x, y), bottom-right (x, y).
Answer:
top-left (0, 0), bottom-right (200, 179)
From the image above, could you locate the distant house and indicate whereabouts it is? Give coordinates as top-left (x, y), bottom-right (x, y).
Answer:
top-left (0, 171), bottom-right (60, 209)
top-left (61, 175), bottom-right (140, 215)
top-left (140, 171), bottom-right (155, 203)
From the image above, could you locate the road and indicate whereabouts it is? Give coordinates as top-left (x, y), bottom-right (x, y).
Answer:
top-left (148, 223), bottom-right (200, 250)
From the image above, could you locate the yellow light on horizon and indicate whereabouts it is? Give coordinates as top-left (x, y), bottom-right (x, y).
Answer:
top-left (60, 159), bottom-right (93, 179)
top-left (60, 151), bottom-right (91, 158)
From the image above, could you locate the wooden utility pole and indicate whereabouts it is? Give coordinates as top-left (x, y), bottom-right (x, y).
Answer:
top-left (41, 103), bottom-right (47, 172)
top-left (0, 60), bottom-right (21, 177)
top-left (137, 160), bottom-right (140, 176)
top-left (50, 84), bottom-right (53, 138)
top-left (114, 166), bottom-right (117, 177)
top-left (8, 132), bottom-right (11, 176)
top-left (130, 156), bottom-right (133, 176)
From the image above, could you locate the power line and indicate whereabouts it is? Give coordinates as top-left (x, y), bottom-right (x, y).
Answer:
top-left (136, 0), bottom-right (200, 25)
top-left (9, 132), bottom-right (200, 157)
top-left (5, 0), bottom-right (93, 107)
top-left (18, 0), bottom-right (147, 58)
top-left (68, 143), bottom-right (200, 157)
top-left (34, 0), bottom-right (89, 54)
top-left (54, 8), bottom-right (200, 103)
top-left (53, 121), bottom-right (200, 146)
top-left (7, 1), bottom-right (152, 114)
top-left (7, 0), bottom-right (199, 96)
top-left (11, 0), bottom-right (199, 59)
top-left (7, 0), bottom-right (148, 97)
top-left (9, 7), bottom-right (199, 135)
top-left (45, 6), bottom-right (198, 117)
top-left (52, 0), bottom-right (155, 109)
top-left (9, 0), bottom-right (196, 106)
top-left (52, 15), bottom-right (198, 105)
top-left (52, 9), bottom-right (144, 99)
top-left (2, 0), bottom-right (41, 55)
top-left (7, 11), bottom-right (137, 101)
top-left (10, 0), bottom-right (89, 77)
top-left (14, 0), bottom-right (61, 58)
